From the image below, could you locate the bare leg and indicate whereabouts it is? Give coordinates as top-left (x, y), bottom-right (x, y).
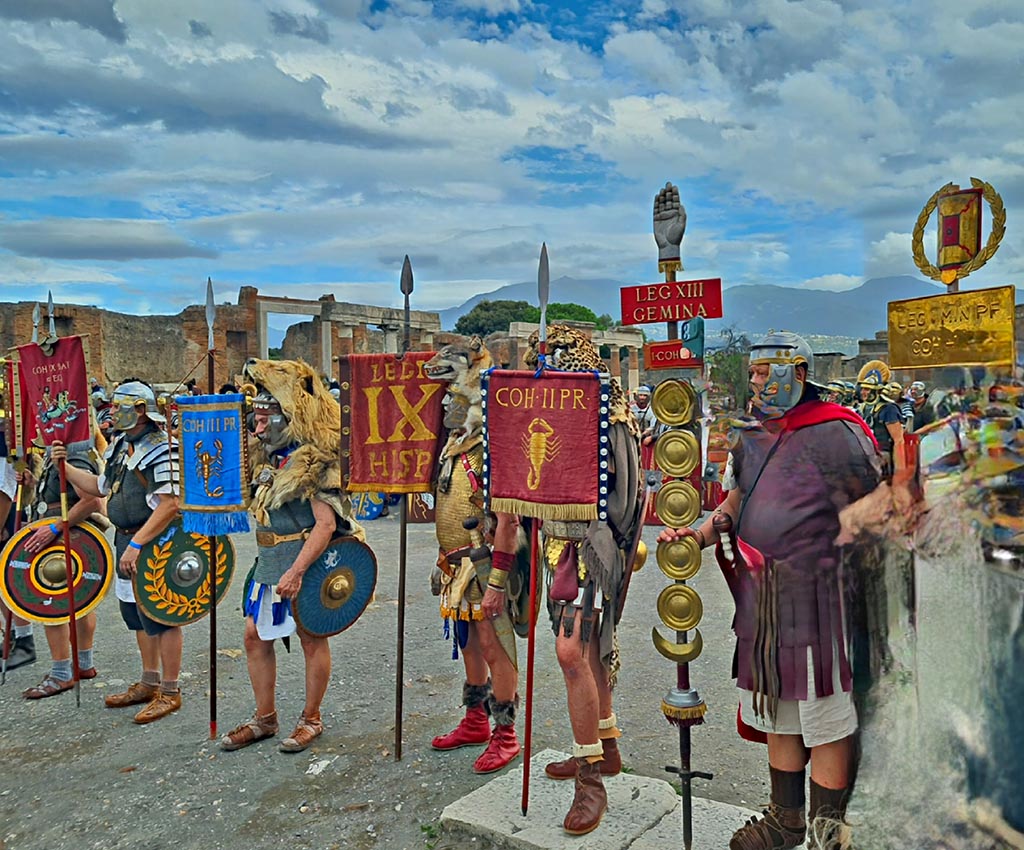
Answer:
top-left (767, 733), bottom-right (810, 771)
top-left (460, 628), bottom-right (490, 686)
top-left (76, 611), bottom-right (97, 651)
top-left (809, 737), bottom-right (853, 789)
top-left (243, 618), bottom-right (277, 716)
top-left (137, 630), bottom-right (160, 673)
top-left (586, 618), bottom-right (612, 718)
top-left (297, 629), bottom-right (331, 716)
top-left (43, 612), bottom-right (97, 662)
top-left (472, 619), bottom-right (516, 702)
top-left (555, 609), bottom-right (599, 746)
top-left (157, 628), bottom-right (182, 681)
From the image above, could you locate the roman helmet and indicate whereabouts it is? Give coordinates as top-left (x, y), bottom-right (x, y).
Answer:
top-left (856, 359), bottom-right (891, 402)
top-left (110, 380), bottom-right (164, 432)
top-left (633, 385), bottom-right (652, 410)
top-left (747, 330), bottom-right (814, 419)
top-left (825, 380), bottom-right (846, 404)
top-left (880, 381), bottom-right (903, 404)
top-left (250, 390), bottom-right (291, 451)
top-left (908, 380), bottom-right (926, 401)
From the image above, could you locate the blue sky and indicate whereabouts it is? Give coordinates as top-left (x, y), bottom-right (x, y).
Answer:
top-left (0, 0), bottom-right (1021, 326)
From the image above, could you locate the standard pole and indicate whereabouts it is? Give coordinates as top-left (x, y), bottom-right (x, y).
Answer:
top-left (520, 520), bottom-right (540, 815)
top-left (57, 458), bottom-right (81, 707)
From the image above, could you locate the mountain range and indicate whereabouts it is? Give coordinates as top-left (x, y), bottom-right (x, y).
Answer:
top-left (439, 275), bottom-right (954, 341)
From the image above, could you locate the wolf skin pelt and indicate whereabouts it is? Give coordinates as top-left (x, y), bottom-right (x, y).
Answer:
top-left (242, 357), bottom-right (359, 535)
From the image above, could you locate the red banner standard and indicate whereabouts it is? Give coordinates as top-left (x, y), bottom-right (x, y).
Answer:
top-left (16, 336), bottom-right (91, 451)
top-left (340, 352), bottom-right (444, 494)
top-left (620, 278), bottom-right (723, 326)
top-left (482, 369), bottom-right (609, 521)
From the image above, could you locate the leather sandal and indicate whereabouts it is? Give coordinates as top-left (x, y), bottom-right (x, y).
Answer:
top-left (105, 681), bottom-right (157, 708)
top-left (220, 712), bottom-right (279, 751)
top-left (22, 675), bottom-right (74, 700)
top-left (280, 712), bottom-right (324, 752)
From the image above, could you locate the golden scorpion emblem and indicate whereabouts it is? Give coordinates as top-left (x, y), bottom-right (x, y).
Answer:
top-left (521, 418), bottom-right (561, 491)
top-left (194, 439), bottom-right (225, 499)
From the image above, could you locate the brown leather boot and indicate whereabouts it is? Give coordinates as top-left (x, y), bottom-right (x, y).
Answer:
top-left (807, 779), bottom-right (849, 850)
top-left (730, 767), bottom-right (806, 850)
top-left (546, 738), bottom-right (621, 780)
top-left (562, 758), bottom-right (608, 836)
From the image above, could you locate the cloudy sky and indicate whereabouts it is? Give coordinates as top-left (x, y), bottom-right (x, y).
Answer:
top-left (0, 0), bottom-right (1021, 322)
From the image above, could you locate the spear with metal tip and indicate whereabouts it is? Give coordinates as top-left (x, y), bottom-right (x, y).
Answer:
top-left (31, 303), bottom-right (40, 344)
top-left (394, 255), bottom-right (414, 761)
top-left (521, 242), bottom-right (549, 815)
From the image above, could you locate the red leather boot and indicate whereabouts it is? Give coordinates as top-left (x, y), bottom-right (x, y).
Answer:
top-left (431, 681), bottom-right (491, 750)
top-left (473, 696), bottom-right (520, 773)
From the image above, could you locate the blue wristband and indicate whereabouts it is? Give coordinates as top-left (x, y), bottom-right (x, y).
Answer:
top-left (128, 540), bottom-right (143, 550)
top-left (49, 523), bottom-right (60, 535)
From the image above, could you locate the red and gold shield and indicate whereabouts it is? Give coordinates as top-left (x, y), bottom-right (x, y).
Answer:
top-left (937, 185), bottom-right (983, 271)
top-left (0, 519), bottom-right (113, 624)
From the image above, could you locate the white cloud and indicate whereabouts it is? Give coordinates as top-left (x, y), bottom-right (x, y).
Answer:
top-left (0, 0), bottom-right (1021, 316)
top-left (797, 274), bottom-right (864, 292)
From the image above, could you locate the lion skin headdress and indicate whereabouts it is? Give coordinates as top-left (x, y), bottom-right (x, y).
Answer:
top-left (242, 357), bottom-right (357, 533)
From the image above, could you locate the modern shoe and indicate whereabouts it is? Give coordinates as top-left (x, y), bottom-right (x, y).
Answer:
top-left (220, 712), bottom-right (279, 751)
top-left (562, 758), bottom-right (608, 836)
top-left (133, 690), bottom-right (182, 724)
top-left (105, 681), bottom-right (158, 708)
top-left (280, 711), bottom-right (324, 753)
top-left (5, 636), bottom-right (36, 670)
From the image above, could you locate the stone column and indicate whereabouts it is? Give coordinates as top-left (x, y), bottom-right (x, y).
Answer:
top-left (256, 301), bottom-right (269, 359)
top-left (628, 348), bottom-right (640, 391)
top-left (320, 318), bottom-right (332, 374)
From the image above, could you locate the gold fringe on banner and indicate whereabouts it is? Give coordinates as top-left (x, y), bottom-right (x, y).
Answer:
top-left (661, 699), bottom-right (707, 725)
top-left (489, 498), bottom-right (597, 522)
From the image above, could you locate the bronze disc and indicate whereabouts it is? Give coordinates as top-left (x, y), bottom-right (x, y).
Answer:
top-left (651, 379), bottom-right (697, 426)
top-left (655, 480), bottom-right (701, 528)
top-left (657, 583), bottom-right (703, 632)
top-left (656, 535), bottom-right (702, 581)
top-left (654, 428), bottom-right (701, 478)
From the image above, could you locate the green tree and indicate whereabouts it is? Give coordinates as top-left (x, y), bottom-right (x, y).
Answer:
top-left (706, 326), bottom-right (751, 412)
top-left (454, 300), bottom-right (538, 336)
top-left (522, 303), bottom-right (612, 329)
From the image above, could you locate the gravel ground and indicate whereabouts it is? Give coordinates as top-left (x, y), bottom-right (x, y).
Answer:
top-left (0, 516), bottom-right (765, 850)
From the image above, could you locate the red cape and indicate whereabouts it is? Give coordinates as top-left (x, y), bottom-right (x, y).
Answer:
top-left (781, 399), bottom-right (878, 450)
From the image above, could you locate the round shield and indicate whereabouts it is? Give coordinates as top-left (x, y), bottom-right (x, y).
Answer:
top-left (134, 521), bottom-right (236, 626)
top-left (656, 535), bottom-right (702, 581)
top-left (651, 380), bottom-right (697, 426)
top-left (294, 538), bottom-right (377, 638)
top-left (0, 519), bottom-right (113, 624)
top-left (352, 492), bottom-right (385, 521)
top-left (657, 584), bottom-right (703, 632)
top-left (653, 428), bottom-right (701, 478)
top-left (655, 480), bottom-right (702, 528)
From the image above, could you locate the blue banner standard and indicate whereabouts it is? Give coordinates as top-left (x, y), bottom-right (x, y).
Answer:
top-left (177, 394), bottom-right (250, 536)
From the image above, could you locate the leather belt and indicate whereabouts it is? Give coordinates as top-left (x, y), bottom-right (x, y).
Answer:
top-left (255, 530), bottom-right (310, 547)
top-left (116, 525), bottom-right (143, 536)
top-left (543, 520), bottom-right (588, 541)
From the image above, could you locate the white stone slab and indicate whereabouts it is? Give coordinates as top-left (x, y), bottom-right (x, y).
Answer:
top-left (631, 796), bottom-right (765, 850)
top-left (440, 749), bottom-right (680, 849)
